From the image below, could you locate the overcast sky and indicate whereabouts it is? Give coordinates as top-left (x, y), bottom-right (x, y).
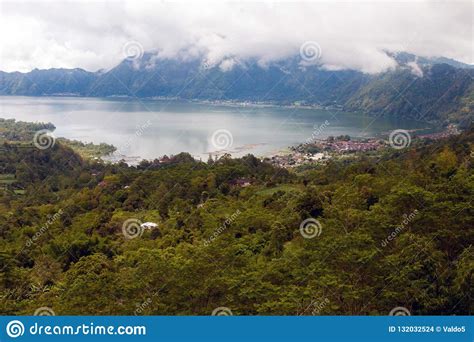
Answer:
top-left (0, 0), bottom-right (472, 73)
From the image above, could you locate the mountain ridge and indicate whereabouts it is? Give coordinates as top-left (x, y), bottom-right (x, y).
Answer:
top-left (1, 53), bottom-right (472, 125)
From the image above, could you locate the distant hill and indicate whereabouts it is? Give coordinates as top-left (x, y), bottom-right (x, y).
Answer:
top-left (0, 68), bottom-right (96, 96)
top-left (387, 51), bottom-right (474, 70)
top-left (1, 53), bottom-right (472, 124)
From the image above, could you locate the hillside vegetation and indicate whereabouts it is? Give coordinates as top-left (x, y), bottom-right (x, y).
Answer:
top-left (0, 124), bottom-right (472, 315)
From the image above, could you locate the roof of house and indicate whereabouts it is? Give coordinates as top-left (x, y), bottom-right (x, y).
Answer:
top-left (140, 222), bottom-right (158, 228)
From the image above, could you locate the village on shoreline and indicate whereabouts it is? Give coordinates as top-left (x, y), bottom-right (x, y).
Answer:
top-left (127, 124), bottom-right (459, 170)
top-left (103, 124), bottom-right (460, 168)
top-left (264, 124), bottom-right (460, 168)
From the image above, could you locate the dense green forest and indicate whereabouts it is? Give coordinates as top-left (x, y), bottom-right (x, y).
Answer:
top-left (0, 118), bottom-right (55, 142)
top-left (0, 118), bottom-right (116, 159)
top-left (0, 124), bottom-right (473, 315)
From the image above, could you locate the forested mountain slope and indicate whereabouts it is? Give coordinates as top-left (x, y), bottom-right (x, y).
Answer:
top-left (0, 125), bottom-right (472, 315)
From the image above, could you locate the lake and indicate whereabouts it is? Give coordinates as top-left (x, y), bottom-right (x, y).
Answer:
top-left (0, 96), bottom-right (432, 161)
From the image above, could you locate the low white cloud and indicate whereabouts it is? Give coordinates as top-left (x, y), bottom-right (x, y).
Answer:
top-left (0, 0), bottom-right (472, 73)
top-left (407, 60), bottom-right (424, 77)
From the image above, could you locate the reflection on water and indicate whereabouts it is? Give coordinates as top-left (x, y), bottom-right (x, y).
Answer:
top-left (0, 96), bottom-right (432, 161)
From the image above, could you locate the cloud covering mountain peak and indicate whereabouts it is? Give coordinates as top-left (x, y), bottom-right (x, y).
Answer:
top-left (0, 0), bottom-right (472, 73)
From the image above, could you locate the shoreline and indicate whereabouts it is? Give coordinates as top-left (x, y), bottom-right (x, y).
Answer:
top-left (2, 94), bottom-right (344, 112)
top-left (0, 100), bottom-right (448, 166)
top-left (101, 125), bottom-right (456, 167)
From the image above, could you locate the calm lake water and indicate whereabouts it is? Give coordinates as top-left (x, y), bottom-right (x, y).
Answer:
top-left (0, 96), bottom-right (432, 161)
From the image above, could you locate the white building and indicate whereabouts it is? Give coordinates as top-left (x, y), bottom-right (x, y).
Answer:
top-left (140, 222), bottom-right (158, 230)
